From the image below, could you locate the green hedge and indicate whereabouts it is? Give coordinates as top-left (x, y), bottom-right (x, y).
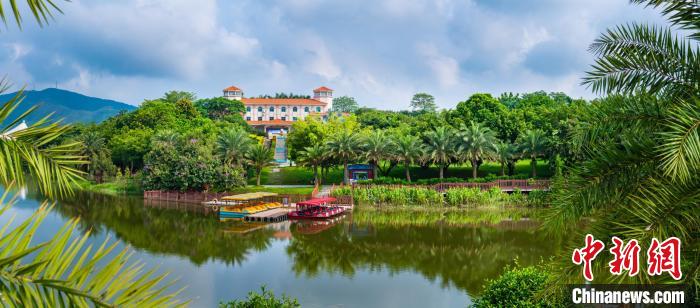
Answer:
top-left (219, 286), bottom-right (299, 308)
top-left (331, 186), bottom-right (547, 207)
top-left (356, 174), bottom-right (532, 185)
top-left (472, 266), bottom-right (563, 307)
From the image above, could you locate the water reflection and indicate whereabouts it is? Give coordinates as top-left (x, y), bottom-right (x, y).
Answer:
top-left (4, 190), bottom-right (561, 305)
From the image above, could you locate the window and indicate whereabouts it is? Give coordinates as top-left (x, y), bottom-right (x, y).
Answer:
top-left (246, 117), bottom-right (251, 121)
top-left (246, 107), bottom-right (251, 112)
top-left (257, 107), bottom-right (263, 112)
top-left (316, 107), bottom-right (321, 112)
top-left (257, 117), bottom-right (263, 121)
top-left (304, 107), bottom-right (309, 112)
top-left (293, 117), bottom-right (298, 121)
top-left (293, 106), bottom-right (298, 112)
top-left (269, 106), bottom-right (275, 112)
top-left (269, 116), bottom-right (274, 121)
top-left (281, 106), bottom-right (286, 112)
top-left (281, 117), bottom-right (286, 121)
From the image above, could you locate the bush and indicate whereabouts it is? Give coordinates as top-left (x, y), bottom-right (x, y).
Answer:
top-left (472, 266), bottom-right (562, 308)
top-left (219, 286), bottom-right (299, 308)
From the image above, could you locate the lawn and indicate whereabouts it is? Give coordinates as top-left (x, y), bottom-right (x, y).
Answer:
top-left (256, 160), bottom-right (551, 185)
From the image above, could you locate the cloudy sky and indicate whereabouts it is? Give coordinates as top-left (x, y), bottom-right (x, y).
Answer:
top-left (1, 0), bottom-right (666, 109)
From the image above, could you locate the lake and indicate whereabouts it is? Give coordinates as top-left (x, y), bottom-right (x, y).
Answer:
top-left (1, 189), bottom-right (561, 307)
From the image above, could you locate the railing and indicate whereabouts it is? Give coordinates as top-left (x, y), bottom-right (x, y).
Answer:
top-left (143, 190), bottom-right (312, 205)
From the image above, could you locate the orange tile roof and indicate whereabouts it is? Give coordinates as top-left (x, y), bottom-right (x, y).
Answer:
top-left (314, 86), bottom-right (333, 92)
top-left (247, 120), bottom-right (294, 126)
top-left (241, 98), bottom-right (326, 106)
top-left (223, 86), bottom-right (241, 91)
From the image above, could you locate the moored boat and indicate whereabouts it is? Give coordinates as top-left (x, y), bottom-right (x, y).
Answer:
top-left (288, 197), bottom-right (345, 219)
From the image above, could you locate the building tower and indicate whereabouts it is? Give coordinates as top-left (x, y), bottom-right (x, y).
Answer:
top-left (223, 85), bottom-right (243, 100)
top-left (313, 86), bottom-right (333, 111)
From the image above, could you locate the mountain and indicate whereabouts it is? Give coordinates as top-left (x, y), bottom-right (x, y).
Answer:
top-left (0, 88), bottom-right (136, 124)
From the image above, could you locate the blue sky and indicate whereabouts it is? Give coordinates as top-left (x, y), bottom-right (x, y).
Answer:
top-left (1, 0), bottom-right (666, 109)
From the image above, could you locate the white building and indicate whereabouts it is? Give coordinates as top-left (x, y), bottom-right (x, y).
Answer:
top-left (223, 85), bottom-right (333, 132)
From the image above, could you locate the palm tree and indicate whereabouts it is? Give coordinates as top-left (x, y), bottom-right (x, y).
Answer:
top-left (494, 141), bottom-right (516, 176)
top-left (424, 126), bottom-right (457, 179)
top-left (298, 144), bottom-right (326, 185)
top-left (78, 131), bottom-right (106, 173)
top-left (0, 3), bottom-right (184, 306)
top-left (518, 129), bottom-right (547, 178)
top-left (363, 130), bottom-right (393, 179)
top-left (458, 121), bottom-right (497, 179)
top-left (326, 130), bottom-right (362, 184)
top-left (394, 135), bottom-right (423, 182)
top-left (545, 0), bottom-right (700, 290)
top-left (247, 143), bottom-right (275, 186)
top-left (217, 128), bottom-right (252, 167)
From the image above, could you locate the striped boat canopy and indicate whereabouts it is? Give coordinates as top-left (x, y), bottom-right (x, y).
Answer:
top-left (221, 192), bottom-right (278, 201)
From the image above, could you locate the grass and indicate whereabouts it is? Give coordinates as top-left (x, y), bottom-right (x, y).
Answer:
top-left (78, 178), bottom-right (143, 196)
top-left (256, 160), bottom-right (551, 185)
top-left (352, 207), bottom-right (544, 226)
top-left (227, 186), bottom-right (314, 195)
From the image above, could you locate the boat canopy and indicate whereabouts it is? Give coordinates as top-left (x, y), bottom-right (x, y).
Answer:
top-left (221, 192), bottom-right (278, 201)
top-left (296, 197), bottom-right (336, 206)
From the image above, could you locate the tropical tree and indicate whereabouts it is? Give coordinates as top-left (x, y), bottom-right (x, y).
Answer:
top-left (518, 129), bottom-right (547, 177)
top-left (410, 93), bottom-right (437, 112)
top-left (0, 3), bottom-right (184, 305)
top-left (297, 144), bottom-right (327, 185)
top-left (544, 0), bottom-right (700, 291)
top-left (247, 143), bottom-right (275, 186)
top-left (494, 141), bottom-right (517, 176)
top-left (326, 130), bottom-right (362, 184)
top-left (78, 131), bottom-right (115, 182)
top-left (458, 122), bottom-right (497, 179)
top-left (424, 126), bottom-right (457, 179)
top-left (217, 128), bottom-right (252, 167)
top-left (394, 135), bottom-right (423, 182)
top-left (331, 96), bottom-right (359, 113)
top-left (363, 130), bottom-right (394, 178)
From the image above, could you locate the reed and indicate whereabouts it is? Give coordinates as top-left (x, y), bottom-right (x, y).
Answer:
top-left (332, 186), bottom-right (547, 207)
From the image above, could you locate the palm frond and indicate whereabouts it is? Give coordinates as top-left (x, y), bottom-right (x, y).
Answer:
top-left (0, 88), bottom-right (87, 197)
top-left (657, 100), bottom-right (700, 182)
top-left (0, 189), bottom-right (186, 307)
top-left (0, 0), bottom-right (63, 29)
top-left (583, 23), bottom-right (700, 96)
top-left (632, 0), bottom-right (700, 40)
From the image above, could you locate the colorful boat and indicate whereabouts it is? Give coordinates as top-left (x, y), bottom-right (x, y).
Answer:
top-left (288, 197), bottom-right (345, 219)
top-left (217, 192), bottom-right (279, 219)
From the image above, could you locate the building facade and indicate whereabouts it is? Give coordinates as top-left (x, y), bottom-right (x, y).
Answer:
top-left (223, 85), bottom-right (333, 133)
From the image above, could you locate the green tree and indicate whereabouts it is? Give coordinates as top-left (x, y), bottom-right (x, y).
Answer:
top-left (449, 93), bottom-right (515, 141)
top-left (494, 141), bottom-right (517, 176)
top-left (410, 93), bottom-right (437, 112)
top-left (394, 135), bottom-right (423, 182)
top-left (196, 97), bottom-right (247, 121)
top-left (518, 129), bottom-right (547, 178)
top-left (546, 0), bottom-right (700, 290)
top-left (326, 130), bottom-right (362, 184)
top-left (220, 286), bottom-right (299, 308)
top-left (162, 90), bottom-right (196, 104)
top-left (424, 126), bottom-right (457, 179)
top-left (247, 143), bottom-right (274, 186)
top-left (331, 96), bottom-right (359, 113)
top-left (363, 130), bottom-right (394, 178)
top-left (217, 128), bottom-right (252, 167)
top-left (458, 122), bottom-right (497, 179)
top-left (78, 132), bottom-right (116, 183)
top-left (297, 144), bottom-right (327, 185)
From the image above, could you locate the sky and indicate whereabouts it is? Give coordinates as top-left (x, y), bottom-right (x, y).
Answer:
top-left (1, 0), bottom-right (667, 109)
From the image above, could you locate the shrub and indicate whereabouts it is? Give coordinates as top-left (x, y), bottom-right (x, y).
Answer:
top-left (472, 266), bottom-right (561, 307)
top-left (220, 286), bottom-right (299, 308)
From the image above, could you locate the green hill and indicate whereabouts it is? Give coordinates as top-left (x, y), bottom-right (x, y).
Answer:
top-left (0, 88), bottom-right (136, 124)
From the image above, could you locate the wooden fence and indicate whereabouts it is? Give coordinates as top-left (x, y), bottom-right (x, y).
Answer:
top-left (143, 190), bottom-right (311, 206)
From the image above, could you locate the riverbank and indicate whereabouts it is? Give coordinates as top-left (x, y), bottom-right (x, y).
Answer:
top-left (351, 207), bottom-right (544, 226)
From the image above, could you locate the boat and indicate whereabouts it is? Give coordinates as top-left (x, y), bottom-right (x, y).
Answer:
top-left (215, 192), bottom-right (279, 219)
top-left (288, 197), bottom-right (345, 219)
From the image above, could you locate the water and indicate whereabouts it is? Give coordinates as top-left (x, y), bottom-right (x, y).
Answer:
top-left (1, 189), bottom-right (560, 307)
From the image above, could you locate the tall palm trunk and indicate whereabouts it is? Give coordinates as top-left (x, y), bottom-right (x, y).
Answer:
top-left (500, 162), bottom-right (506, 176)
top-left (471, 159), bottom-right (478, 179)
top-left (343, 161), bottom-right (349, 184)
top-left (531, 157), bottom-right (537, 178)
top-left (256, 170), bottom-right (262, 186)
top-left (405, 162), bottom-right (411, 182)
top-left (372, 160), bottom-right (379, 181)
top-left (313, 165), bottom-right (319, 185)
top-left (439, 164), bottom-right (444, 179)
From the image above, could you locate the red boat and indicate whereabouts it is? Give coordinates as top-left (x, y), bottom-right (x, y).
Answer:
top-left (288, 197), bottom-right (346, 219)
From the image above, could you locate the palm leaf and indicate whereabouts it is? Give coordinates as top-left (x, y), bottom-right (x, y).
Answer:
top-left (0, 0), bottom-right (63, 29)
